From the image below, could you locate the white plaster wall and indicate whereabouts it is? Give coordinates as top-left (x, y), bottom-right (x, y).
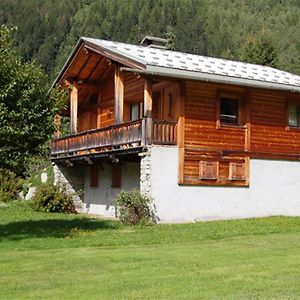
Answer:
top-left (83, 162), bottom-right (140, 217)
top-left (150, 145), bottom-right (300, 223)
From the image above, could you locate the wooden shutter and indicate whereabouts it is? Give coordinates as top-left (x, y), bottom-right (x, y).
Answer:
top-left (90, 165), bottom-right (99, 187)
top-left (112, 164), bottom-right (122, 188)
top-left (229, 162), bottom-right (246, 181)
top-left (199, 161), bottom-right (219, 180)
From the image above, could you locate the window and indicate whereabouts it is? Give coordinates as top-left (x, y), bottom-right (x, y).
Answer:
top-left (111, 164), bottom-right (122, 188)
top-left (90, 166), bottom-right (98, 187)
top-left (220, 97), bottom-right (240, 125)
top-left (199, 161), bottom-right (219, 180)
top-left (229, 162), bottom-right (246, 181)
top-left (218, 91), bottom-right (246, 127)
top-left (130, 103), bottom-right (139, 121)
top-left (288, 102), bottom-right (299, 127)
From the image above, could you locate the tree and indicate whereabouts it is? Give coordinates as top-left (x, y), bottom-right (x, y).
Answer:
top-left (0, 26), bottom-right (64, 175)
top-left (240, 32), bottom-right (278, 67)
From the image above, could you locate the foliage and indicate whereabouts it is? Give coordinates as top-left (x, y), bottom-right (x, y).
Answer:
top-left (0, 26), bottom-right (66, 175)
top-left (164, 26), bottom-right (176, 51)
top-left (0, 168), bottom-right (23, 203)
top-left (115, 190), bottom-right (155, 225)
top-left (2, 0), bottom-right (300, 79)
top-left (30, 183), bottom-right (76, 214)
top-left (240, 32), bottom-right (278, 67)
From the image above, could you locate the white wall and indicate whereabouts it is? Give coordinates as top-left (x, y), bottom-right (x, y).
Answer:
top-left (83, 162), bottom-right (140, 217)
top-left (150, 146), bottom-right (300, 223)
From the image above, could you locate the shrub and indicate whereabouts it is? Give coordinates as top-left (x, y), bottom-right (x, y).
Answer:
top-left (30, 183), bottom-right (76, 214)
top-left (0, 169), bottom-right (24, 203)
top-left (115, 190), bottom-right (155, 225)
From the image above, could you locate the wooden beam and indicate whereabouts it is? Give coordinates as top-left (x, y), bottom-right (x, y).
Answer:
top-left (143, 79), bottom-right (153, 145)
top-left (54, 114), bottom-right (61, 139)
top-left (178, 81), bottom-right (186, 184)
top-left (114, 66), bottom-right (124, 124)
top-left (100, 64), bottom-right (113, 81)
top-left (76, 51), bottom-right (91, 79)
top-left (97, 91), bottom-right (101, 128)
top-left (86, 56), bottom-right (103, 80)
top-left (144, 79), bottom-right (152, 118)
top-left (70, 84), bottom-right (79, 134)
top-left (245, 89), bottom-right (251, 152)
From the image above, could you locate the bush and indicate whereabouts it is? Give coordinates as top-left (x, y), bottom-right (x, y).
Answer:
top-left (115, 190), bottom-right (155, 225)
top-left (30, 183), bottom-right (76, 214)
top-left (0, 169), bottom-right (23, 203)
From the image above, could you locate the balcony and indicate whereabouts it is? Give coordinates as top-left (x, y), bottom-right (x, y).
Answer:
top-left (51, 119), bottom-right (177, 159)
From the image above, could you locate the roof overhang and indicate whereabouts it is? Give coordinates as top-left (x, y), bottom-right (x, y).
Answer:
top-left (52, 37), bottom-right (300, 94)
top-left (121, 65), bottom-right (300, 93)
top-left (51, 38), bottom-right (147, 90)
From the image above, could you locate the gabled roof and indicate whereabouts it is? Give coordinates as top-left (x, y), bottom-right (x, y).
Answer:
top-left (54, 37), bottom-right (300, 93)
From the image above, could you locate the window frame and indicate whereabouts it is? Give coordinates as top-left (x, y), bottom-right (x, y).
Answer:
top-left (217, 90), bottom-right (246, 129)
top-left (90, 165), bottom-right (99, 187)
top-left (286, 98), bottom-right (300, 130)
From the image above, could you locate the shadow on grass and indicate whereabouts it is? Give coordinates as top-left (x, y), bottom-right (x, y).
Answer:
top-left (0, 217), bottom-right (120, 241)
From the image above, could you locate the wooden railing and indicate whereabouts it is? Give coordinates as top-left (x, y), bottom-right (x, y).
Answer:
top-left (51, 119), bottom-right (178, 157)
top-left (152, 120), bottom-right (177, 145)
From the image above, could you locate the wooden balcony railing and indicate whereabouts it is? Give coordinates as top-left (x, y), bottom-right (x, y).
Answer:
top-left (152, 120), bottom-right (177, 145)
top-left (51, 118), bottom-right (177, 158)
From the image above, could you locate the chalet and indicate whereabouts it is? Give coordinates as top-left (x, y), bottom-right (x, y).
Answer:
top-left (51, 36), bottom-right (300, 223)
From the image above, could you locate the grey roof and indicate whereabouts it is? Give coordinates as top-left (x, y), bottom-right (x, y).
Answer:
top-left (60, 37), bottom-right (300, 92)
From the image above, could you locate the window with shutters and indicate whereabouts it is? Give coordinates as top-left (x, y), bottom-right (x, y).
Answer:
top-left (90, 165), bottom-right (99, 187)
top-left (199, 161), bottom-right (219, 180)
top-left (111, 164), bottom-right (122, 188)
top-left (229, 162), bottom-right (246, 181)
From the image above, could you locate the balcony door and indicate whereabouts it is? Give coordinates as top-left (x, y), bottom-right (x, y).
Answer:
top-left (152, 82), bottom-right (180, 121)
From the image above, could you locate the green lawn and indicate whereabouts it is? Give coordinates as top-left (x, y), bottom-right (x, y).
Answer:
top-left (1, 202), bottom-right (300, 299)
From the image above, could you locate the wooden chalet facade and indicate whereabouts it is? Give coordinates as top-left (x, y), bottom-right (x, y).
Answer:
top-left (51, 36), bottom-right (300, 222)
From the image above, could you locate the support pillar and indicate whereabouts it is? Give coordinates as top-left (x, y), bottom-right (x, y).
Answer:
top-left (70, 84), bottom-right (78, 134)
top-left (144, 79), bottom-right (153, 145)
top-left (114, 66), bottom-right (124, 124)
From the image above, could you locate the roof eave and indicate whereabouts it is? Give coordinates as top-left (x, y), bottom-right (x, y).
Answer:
top-left (50, 38), bottom-right (85, 90)
top-left (51, 38), bottom-right (147, 90)
top-left (145, 65), bottom-right (300, 93)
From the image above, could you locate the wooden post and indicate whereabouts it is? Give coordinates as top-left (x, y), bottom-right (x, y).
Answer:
top-left (114, 66), bottom-right (124, 124)
top-left (54, 114), bottom-right (61, 139)
top-left (97, 90), bottom-right (101, 128)
top-left (144, 79), bottom-right (153, 145)
top-left (245, 89), bottom-right (251, 152)
top-left (178, 81), bottom-right (186, 184)
top-left (70, 84), bottom-right (78, 134)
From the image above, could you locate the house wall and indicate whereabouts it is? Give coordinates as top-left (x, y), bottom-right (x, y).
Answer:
top-left (150, 145), bottom-right (300, 223)
top-left (183, 80), bottom-right (300, 186)
top-left (82, 162), bottom-right (140, 217)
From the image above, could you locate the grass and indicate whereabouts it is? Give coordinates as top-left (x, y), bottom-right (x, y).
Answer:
top-left (1, 201), bottom-right (300, 299)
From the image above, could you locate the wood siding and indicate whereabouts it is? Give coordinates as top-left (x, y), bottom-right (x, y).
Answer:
top-left (182, 80), bottom-right (300, 186)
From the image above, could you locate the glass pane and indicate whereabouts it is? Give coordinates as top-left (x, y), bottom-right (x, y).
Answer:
top-left (130, 103), bottom-right (139, 121)
top-left (289, 103), bottom-right (298, 127)
top-left (220, 97), bottom-right (239, 124)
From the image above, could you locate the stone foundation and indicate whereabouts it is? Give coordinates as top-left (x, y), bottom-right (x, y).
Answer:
top-left (53, 164), bottom-right (85, 212)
